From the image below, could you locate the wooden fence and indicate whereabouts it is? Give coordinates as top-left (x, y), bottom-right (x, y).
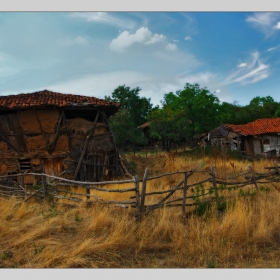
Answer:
top-left (0, 161), bottom-right (280, 220)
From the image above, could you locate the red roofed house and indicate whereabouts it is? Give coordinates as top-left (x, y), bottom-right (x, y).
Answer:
top-left (0, 90), bottom-right (129, 185)
top-left (206, 118), bottom-right (280, 157)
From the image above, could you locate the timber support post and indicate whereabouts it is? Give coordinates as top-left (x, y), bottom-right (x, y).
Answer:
top-left (73, 111), bottom-right (100, 180)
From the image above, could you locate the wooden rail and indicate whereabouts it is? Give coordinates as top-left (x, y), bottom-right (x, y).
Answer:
top-left (0, 161), bottom-right (280, 220)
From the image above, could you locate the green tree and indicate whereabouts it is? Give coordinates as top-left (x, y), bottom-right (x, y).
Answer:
top-left (105, 85), bottom-right (153, 126)
top-left (160, 83), bottom-right (221, 145)
top-left (108, 109), bottom-right (148, 148)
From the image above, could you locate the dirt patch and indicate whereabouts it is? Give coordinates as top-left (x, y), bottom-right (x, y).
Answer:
top-left (37, 109), bottom-right (59, 133)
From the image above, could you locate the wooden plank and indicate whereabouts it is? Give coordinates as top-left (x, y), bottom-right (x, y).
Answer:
top-left (34, 109), bottom-right (49, 148)
top-left (6, 113), bottom-right (27, 153)
top-left (48, 110), bottom-right (64, 154)
top-left (73, 111), bottom-right (100, 180)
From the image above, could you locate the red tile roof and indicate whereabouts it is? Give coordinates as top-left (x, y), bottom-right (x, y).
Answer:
top-left (0, 90), bottom-right (120, 110)
top-left (223, 118), bottom-right (280, 136)
top-left (137, 122), bottom-right (150, 129)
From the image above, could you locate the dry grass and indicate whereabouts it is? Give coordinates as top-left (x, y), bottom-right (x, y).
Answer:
top-left (1, 151), bottom-right (280, 268)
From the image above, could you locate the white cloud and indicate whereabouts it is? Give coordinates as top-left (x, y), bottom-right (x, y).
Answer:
top-left (173, 39), bottom-right (179, 42)
top-left (225, 51), bottom-right (269, 85)
top-left (246, 12), bottom-right (280, 37)
top-left (166, 43), bottom-right (177, 51)
top-left (109, 27), bottom-right (177, 53)
top-left (274, 22), bottom-right (280, 29)
top-left (216, 89), bottom-right (221, 93)
top-left (238, 63), bottom-right (247, 68)
top-left (44, 69), bottom-right (232, 106)
top-left (70, 12), bottom-right (135, 30)
top-left (184, 36), bottom-right (192, 41)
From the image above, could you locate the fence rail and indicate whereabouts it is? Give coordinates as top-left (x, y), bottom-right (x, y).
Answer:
top-left (0, 161), bottom-right (280, 220)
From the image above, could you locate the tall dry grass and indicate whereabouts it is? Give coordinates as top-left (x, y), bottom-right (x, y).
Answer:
top-left (1, 150), bottom-right (280, 268)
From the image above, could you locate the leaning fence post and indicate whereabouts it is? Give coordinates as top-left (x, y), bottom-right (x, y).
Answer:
top-left (274, 161), bottom-right (280, 176)
top-left (134, 175), bottom-right (140, 221)
top-left (182, 172), bottom-right (188, 216)
top-left (211, 166), bottom-right (219, 202)
top-left (140, 168), bottom-right (149, 215)
top-left (248, 166), bottom-right (259, 192)
top-left (42, 174), bottom-right (46, 200)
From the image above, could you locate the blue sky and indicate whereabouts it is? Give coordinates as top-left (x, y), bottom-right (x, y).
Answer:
top-left (0, 12), bottom-right (280, 107)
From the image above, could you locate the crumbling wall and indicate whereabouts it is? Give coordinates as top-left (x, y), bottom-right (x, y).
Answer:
top-left (26, 135), bottom-right (48, 157)
top-left (18, 110), bottom-right (41, 133)
top-left (37, 109), bottom-right (59, 133)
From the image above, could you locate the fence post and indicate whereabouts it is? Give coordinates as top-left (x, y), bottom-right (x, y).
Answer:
top-left (134, 175), bottom-right (140, 221)
top-left (21, 174), bottom-right (25, 195)
top-left (140, 168), bottom-right (149, 215)
top-left (42, 174), bottom-right (46, 200)
top-left (274, 161), bottom-right (280, 175)
top-left (248, 166), bottom-right (259, 192)
top-left (86, 187), bottom-right (90, 200)
top-left (211, 166), bottom-right (219, 202)
top-left (182, 172), bottom-right (188, 216)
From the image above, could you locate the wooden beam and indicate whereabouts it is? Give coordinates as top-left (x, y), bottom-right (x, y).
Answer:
top-left (0, 133), bottom-right (23, 156)
top-left (73, 111), bottom-right (100, 180)
top-left (48, 110), bottom-right (65, 154)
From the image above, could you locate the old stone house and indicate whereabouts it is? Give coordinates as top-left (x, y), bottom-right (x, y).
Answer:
top-left (205, 118), bottom-right (280, 157)
top-left (0, 90), bottom-right (129, 184)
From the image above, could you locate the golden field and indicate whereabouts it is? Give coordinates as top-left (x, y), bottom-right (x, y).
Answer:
top-left (1, 149), bottom-right (280, 268)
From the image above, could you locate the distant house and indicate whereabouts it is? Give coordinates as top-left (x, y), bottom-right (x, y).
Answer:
top-left (206, 118), bottom-right (280, 157)
top-left (0, 90), bottom-right (129, 184)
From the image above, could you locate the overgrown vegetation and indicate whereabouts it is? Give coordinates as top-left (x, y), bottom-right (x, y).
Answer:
top-left (105, 83), bottom-right (280, 149)
top-left (1, 152), bottom-right (280, 268)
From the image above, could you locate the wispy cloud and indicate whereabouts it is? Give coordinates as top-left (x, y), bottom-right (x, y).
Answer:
top-left (109, 27), bottom-right (177, 53)
top-left (246, 12), bottom-right (280, 37)
top-left (267, 45), bottom-right (280, 52)
top-left (184, 36), bottom-right (192, 41)
top-left (225, 52), bottom-right (269, 85)
top-left (237, 63), bottom-right (247, 68)
top-left (69, 12), bottom-right (135, 30)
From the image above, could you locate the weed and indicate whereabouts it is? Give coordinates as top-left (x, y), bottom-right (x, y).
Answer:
top-left (1, 249), bottom-right (13, 260)
top-left (207, 260), bottom-right (216, 268)
top-left (42, 206), bottom-right (59, 219)
top-left (34, 244), bottom-right (45, 255)
top-left (75, 214), bottom-right (83, 222)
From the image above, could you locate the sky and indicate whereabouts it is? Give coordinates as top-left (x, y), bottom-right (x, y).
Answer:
top-left (1, 11), bottom-right (280, 107)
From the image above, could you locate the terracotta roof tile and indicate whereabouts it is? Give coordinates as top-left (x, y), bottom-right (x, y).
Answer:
top-left (0, 89), bottom-right (120, 110)
top-left (223, 118), bottom-right (280, 136)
